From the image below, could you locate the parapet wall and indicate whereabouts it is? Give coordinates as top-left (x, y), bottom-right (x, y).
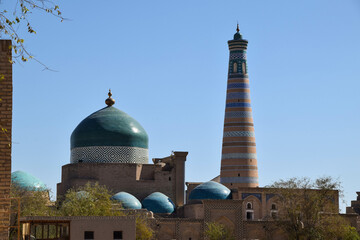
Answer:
top-left (57, 162), bottom-right (175, 201)
top-left (57, 152), bottom-right (188, 206)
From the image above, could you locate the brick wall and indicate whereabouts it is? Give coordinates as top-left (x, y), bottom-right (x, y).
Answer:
top-left (0, 40), bottom-right (12, 239)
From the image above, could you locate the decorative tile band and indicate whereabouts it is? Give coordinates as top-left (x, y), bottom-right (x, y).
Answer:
top-left (222, 141), bottom-right (256, 144)
top-left (221, 153), bottom-right (257, 159)
top-left (222, 145), bottom-right (256, 148)
top-left (242, 193), bottom-right (262, 201)
top-left (71, 146), bottom-right (148, 164)
top-left (230, 52), bottom-right (247, 60)
top-left (224, 122), bottom-right (254, 126)
top-left (220, 169), bottom-right (258, 172)
top-left (228, 74), bottom-right (248, 79)
top-left (226, 92), bottom-right (250, 100)
top-left (221, 164), bottom-right (258, 167)
top-left (266, 194), bottom-right (276, 201)
top-left (222, 142), bottom-right (256, 147)
top-left (226, 102), bottom-right (251, 108)
top-left (225, 111), bottom-right (252, 118)
top-left (227, 83), bottom-right (249, 89)
top-left (223, 131), bottom-right (255, 137)
top-left (220, 177), bottom-right (259, 184)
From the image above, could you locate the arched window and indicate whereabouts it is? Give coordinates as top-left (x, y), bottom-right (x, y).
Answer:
top-left (233, 62), bottom-right (237, 73)
top-left (242, 62), bottom-right (246, 74)
top-left (246, 202), bottom-right (254, 220)
top-left (271, 203), bottom-right (278, 219)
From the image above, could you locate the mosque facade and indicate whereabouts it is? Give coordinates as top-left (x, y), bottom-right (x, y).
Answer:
top-left (7, 27), bottom-right (360, 239)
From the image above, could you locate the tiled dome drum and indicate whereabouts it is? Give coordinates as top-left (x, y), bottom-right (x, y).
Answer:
top-left (70, 91), bottom-right (149, 164)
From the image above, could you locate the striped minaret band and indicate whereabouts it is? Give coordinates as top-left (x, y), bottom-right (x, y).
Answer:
top-left (220, 26), bottom-right (259, 188)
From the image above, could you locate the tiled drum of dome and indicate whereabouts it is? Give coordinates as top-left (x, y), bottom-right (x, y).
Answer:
top-left (70, 146), bottom-right (148, 164)
top-left (220, 26), bottom-right (259, 188)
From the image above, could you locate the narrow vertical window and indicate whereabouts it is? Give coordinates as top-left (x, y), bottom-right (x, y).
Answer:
top-left (233, 62), bottom-right (237, 73)
top-left (242, 62), bottom-right (246, 74)
top-left (246, 202), bottom-right (254, 220)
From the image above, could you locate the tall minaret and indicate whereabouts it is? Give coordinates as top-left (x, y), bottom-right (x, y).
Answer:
top-left (220, 25), bottom-right (259, 188)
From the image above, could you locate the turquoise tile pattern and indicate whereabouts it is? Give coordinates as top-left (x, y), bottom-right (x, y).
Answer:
top-left (142, 192), bottom-right (175, 214)
top-left (70, 105), bottom-right (149, 164)
top-left (111, 192), bottom-right (142, 209)
top-left (11, 171), bottom-right (46, 191)
top-left (189, 181), bottom-right (231, 200)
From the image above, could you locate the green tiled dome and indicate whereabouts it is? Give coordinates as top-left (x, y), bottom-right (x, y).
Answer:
top-left (71, 106), bottom-right (148, 149)
top-left (11, 171), bottom-right (46, 191)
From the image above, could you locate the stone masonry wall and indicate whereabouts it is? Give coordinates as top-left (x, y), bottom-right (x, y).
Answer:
top-left (0, 40), bottom-right (12, 239)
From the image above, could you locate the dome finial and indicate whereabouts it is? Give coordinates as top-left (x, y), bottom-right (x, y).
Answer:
top-left (105, 89), bottom-right (115, 106)
top-left (233, 23), bottom-right (242, 40)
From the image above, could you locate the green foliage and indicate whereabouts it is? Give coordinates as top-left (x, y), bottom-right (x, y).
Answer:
top-left (136, 217), bottom-right (154, 240)
top-left (10, 183), bottom-right (55, 239)
top-left (342, 226), bottom-right (360, 240)
top-left (11, 183), bottom-right (54, 217)
top-left (0, 0), bottom-right (64, 68)
top-left (204, 222), bottom-right (234, 240)
top-left (59, 182), bottom-right (122, 216)
top-left (267, 176), bottom-right (356, 240)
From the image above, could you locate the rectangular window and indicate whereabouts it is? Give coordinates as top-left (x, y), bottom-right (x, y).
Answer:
top-left (114, 231), bottom-right (123, 240)
top-left (84, 231), bottom-right (94, 240)
top-left (246, 211), bottom-right (253, 220)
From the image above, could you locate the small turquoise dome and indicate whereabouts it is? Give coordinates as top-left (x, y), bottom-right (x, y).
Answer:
top-left (71, 106), bottom-right (148, 149)
top-left (11, 171), bottom-right (46, 191)
top-left (111, 192), bottom-right (141, 210)
top-left (189, 181), bottom-right (231, 200)
top-left (142, 192), bottom-right (175, 214)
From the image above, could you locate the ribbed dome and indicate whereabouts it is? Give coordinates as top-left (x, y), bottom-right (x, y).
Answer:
top-left (189, 181), bottom-right (231, 200)
top-left (111, 192), bottom-right (142, 209)
top-left (11, 171), bottom-right (46, 191)
top-left (142, 192), bottom-right (175, 214)
top-left (70, 105), bottom-right (149, 164)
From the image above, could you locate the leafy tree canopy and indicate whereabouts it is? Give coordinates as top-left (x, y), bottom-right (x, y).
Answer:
top-left (11, 183), bottom-right (55, 217)
top-left (136, 217), bottom-right (154, 240)
top-left (204, 222), bottom-right (234, 240)
top-left (267, 176), bottom-right (359, 240)
top-left (59, 182), bottom-right (122, 216)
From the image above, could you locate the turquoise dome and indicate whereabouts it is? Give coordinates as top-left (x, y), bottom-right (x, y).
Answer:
top-left (70, 100), bottom-right (149, 164)
top-left (11, 171), bottom-right (46, 191)
top-left (189, 181), bottom-right (231, 200)
top-left (71, 106), bottom-right (148, 149)
top-left (111, 192), bottom-right (141, 209)
top-left (142, 192), bottom-right (175, 214)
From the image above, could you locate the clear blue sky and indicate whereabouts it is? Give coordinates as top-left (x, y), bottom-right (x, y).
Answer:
top-left (3, 0), bottom-right (360, 211)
